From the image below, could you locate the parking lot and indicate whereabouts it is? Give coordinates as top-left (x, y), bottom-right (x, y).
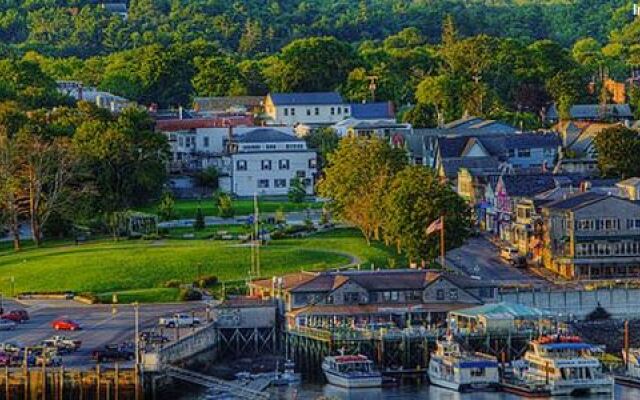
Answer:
top-left (0, 298), bottom-right (208, 368)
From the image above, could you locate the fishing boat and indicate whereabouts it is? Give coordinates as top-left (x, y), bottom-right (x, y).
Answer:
top-left (321, 354), bottom-right (382, 388)
top-left (428, 336), bottom-right (500, 392)
top-left (516, 334), bottom-right (613, 396)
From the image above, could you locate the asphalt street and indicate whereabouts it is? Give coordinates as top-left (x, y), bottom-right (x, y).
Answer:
top-left (446, 236), bottom-right (550, 287)
top-left (0, 299), bottom-right (207, 368)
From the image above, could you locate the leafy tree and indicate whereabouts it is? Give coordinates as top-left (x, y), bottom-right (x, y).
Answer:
top-left (194, 166), bottom-right (219, 189)
top-left (216, 192), bottom-right (234, 218)
top-left (157, 191), bottom-right (176, 221)
top-left (318, 136), bottom-right (407, 243)
top-left (594, 126), bottom-right (640, 178)
top-left (193, 206), bottom-right (205, 230)
top-left (192, 56), bottom-right (244, 97)
top-left (383, 166), bottom-right (471, 262)
top-left (288, 177), bottom-right (306, 204)
top-left (304, 128), bottom-right (339, 170)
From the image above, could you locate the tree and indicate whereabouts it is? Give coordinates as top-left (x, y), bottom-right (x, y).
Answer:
top-left (262, 36), bottom-right (357, 92)
top-left (192, 56), bottom-right (244, 97)
top-left (594, 126), bottom-right (640, 178)
top-left (318, 136), bottom-right (407, 243)
top-left (288, 177), bottom-right (306, 203)
top-left (216, 192), bottom-right (234, 218)
top-left (193, 206), bottom-right (205, 230)
top-left (194, 166), bottom-right (219, 189)
top-left (303, 128), bottom-right (339, 170)
top-left (157, 191), bottom-right (176, 221)
top-left (0, 131), bottom-right (22, 250)
top-left (383, 166), bottom-right (471, 262)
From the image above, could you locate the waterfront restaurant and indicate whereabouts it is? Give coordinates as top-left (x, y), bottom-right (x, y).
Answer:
top-left (448, 302), bottom-right (554, 334)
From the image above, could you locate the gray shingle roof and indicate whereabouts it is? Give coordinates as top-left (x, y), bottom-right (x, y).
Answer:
top-left (500, 174), bottom-right (557, 197)
top-left (438, 133), bottom-right (559, 159)
top-left (235, 128), bottom-right (302, 143)
top-left (269, 92), bottom-right (343, 106)
top-left (442, 157), bottom-right (501, 178)
top-left (547, 104), bottom-right (633, 121)
top-left (542, 191), bottom-right (607, 210)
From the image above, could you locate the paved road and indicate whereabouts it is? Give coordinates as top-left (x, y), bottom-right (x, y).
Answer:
top-left (0, 299), bottom-right (208, 368)
top-left (446, 236), bottom-right (550, 287)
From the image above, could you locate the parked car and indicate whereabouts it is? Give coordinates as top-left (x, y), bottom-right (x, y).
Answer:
top-left (34, 348), bottom-right (62, 367)
top-left (1, 310), bottom-right (29, 323)
top-left (500, 246), bottom-right (519, 261)
top-left (51, 319), bottom-right (81, 331)
top-left (42, 336), bottom-right (82, 354)
top-left (139, 331), bottom-right (170, 344)
top-left (0, 342), bottom-right (22, 355)
top-left (91, 344), bottom-right (135, 363)
top-left (510, 255), bottom-right (528, 268)
top-left (0, 319), bottom-right (16, 331)
top-left (158, 313), bottom-right (201, 328)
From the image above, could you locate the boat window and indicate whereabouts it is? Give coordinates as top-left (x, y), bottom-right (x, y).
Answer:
top-left (470, 368), bottom-right (485, 377)
top-left (585, 368), bottom-right (592, 379)
top-left (560, 368), bottom-right (567, 380)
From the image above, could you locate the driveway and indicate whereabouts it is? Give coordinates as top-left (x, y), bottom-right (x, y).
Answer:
top-left (446, 236), bottom-right (550, 287)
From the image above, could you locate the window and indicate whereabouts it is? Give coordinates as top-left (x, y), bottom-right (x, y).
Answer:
top-left (284, 108), bottom-right (288, 116)
top-left (309, 158), bottom-right (317, 169)
top-left (306, 108), bottom-right (311, 116)
top-left (279, 159), bottom-right (290, 170)
top-left (296, 171), bottom-right (306, 178)
top-left (169, 134), bottom-right (177, 141)
top-left (330, 107), bottom-right (335, 115)
top-left (178, 136), bottom-right (184, 146)
top-left (517, 148), bottom-right (531, 157)
top-left (236, 160), bottom-right (247, 171)
top-left (448, 288), bottom-right (458, 300)
top-left (285, 143), bottom-right (304, 150)
top-left (290, 108), bottom-right (295, 116)
top-left (343, 292), bottom-right (359, 304)
top-left (261, 160), bottom-right (272, 170)
top-left (303, 178), bottom-right (312, 186)
top-left (507, 149), bottom-right (515, 158)
top-left (470, 368), bottom-right (486, 377)
top-left (257, 179), bottom-right (269, 188)
top-left (337, 107), bottom-right (341, 115)
top-left (344, 107), bottom-right (349, 114)
top-left (275, 179), bottom-right (287, 188)
top-left (406, 290), bottom-right (422, 302)
top-left (315, 107), bottom-right (319, 115)
top-left (436, 289), bottom-right (445, 300)
top-left (203, 137), bottom-right (209, 148)
top-left (265, 144), bottom-right (276, 150)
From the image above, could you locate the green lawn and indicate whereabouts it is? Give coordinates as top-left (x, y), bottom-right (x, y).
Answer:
top-left (0, 229), bottom-right (405, 303)
top-left (138, 198), bottom-right (323, 219)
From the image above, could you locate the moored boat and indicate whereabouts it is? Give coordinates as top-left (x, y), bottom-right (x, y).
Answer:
top-left (322, 354), bottom-right (382, 388)
top-left (428, 336), bottom-right (500, 392)
top-left (516, 334), bottom-right (613, 396)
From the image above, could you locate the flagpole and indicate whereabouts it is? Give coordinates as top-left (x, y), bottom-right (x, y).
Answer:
top-left (440, 214), bottom-right (446, 270)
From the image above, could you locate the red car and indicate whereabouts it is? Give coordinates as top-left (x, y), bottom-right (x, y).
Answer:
top-left (1, 310), bottom-right (29, 323)
top-left (51, 319), bottom-right (80, 331)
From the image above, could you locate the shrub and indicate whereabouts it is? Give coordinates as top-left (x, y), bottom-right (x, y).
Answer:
top-left (141, 233), bottom-right (161, 240)
top-left (179, 288), bottom-right (203, 301)
top-left (196, 275), bottom-right (218, 288)
top-left (163, 279), bottom-right (182, 288)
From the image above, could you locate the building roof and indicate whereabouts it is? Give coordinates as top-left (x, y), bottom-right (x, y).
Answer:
top-left (547, 104), bottom-right (633, 121)
top-left (450, 302), bottom-right (548, 320)
top-left (287, 303), bottom-right (471, 317)
top-left (217, 297), bottom-right (276, 309)
top-left (269, 92), bottom-right (343, 106)
top-left (350, 102), bottom-right (395, 120)
top-left (542, 191), bottom-right (608, 211)
top-left (257, 269), bottom-right (495, 295)
top-left (440, 116), bottom-right (519, 135)
top-left (155, 116), bottom-right (255, 131)
top-left (441, 157), bottom-right (501, 179)
top-left (438, 133), bottom-right (559, 159)
top-left (235, 128), bottom-right (302, 143)
top-left (193, 96), bottom-right (263, 112)
top-left (500, 174), bottom-right (557, 197)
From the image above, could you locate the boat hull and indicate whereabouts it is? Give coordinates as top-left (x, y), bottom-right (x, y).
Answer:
top-left (323, 370), bottom-right (382, 389)
top-left (548, 381), bottom-right (614, 396)
top-left (429, 375), bottom-right (499, 392)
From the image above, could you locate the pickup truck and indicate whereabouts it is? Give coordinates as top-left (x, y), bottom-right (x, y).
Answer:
top-left (91, 344), bottom-right (135, 363)
top-left (158, 313), bottom-right (201, 328)
top-left (42, 336), bottom-right (82, 354)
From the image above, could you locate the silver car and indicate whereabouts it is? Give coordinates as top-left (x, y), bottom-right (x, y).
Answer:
top-left (0, 319), bottom-right (16, 331)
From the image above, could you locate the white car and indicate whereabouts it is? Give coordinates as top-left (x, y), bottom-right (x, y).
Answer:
top-left (158, 313), bottom-right (201, 328)
top-left (0, 319), bottom-right (16, 331)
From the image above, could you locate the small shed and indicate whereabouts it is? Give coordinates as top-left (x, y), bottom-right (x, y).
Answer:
top-left (449, 302), bottom-right (549, 333)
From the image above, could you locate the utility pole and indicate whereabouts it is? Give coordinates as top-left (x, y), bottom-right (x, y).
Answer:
top-left (251, 193), bottom-right (261, 277)
top-left (133, 302), bottom-right (140, 400)
top-left (366, 76), bottom-right (378, 102)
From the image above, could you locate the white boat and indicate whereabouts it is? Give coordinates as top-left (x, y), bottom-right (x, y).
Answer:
top-left (517, 335), bottom-right (613, 396)
top-left (428, 336), bottom-right (500, 392)
top-left (322, 354), bottom-right (382, 388)
top-left (272, 359), bottom-right (301, 386)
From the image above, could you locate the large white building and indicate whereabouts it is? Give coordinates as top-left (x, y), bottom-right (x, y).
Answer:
top-left (229, 129), bottom-right (317, 197)
top-left (264, 92), bottom-right (350, 126)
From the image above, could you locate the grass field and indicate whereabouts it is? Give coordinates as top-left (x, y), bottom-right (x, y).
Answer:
top-left (0, 229), bottom-right (405, 303)
top-left (138, 198), bottom-right (323, 219)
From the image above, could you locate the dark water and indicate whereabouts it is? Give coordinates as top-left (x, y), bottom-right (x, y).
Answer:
top-left (176, 383), bottom-right (638, 399)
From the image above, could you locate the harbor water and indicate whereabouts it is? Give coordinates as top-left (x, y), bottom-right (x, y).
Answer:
top-left (174, 382), bottom-right (639, 399)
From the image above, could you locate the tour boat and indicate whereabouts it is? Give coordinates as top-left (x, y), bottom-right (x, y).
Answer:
top-left (428, 336), bottom-right (500, 392)
top-left (516, 335), bottom-right (613, 396)
top-left (321, 354), bottom-right (382, 388)
top-left (617, 348), bottom-right (640, 387)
